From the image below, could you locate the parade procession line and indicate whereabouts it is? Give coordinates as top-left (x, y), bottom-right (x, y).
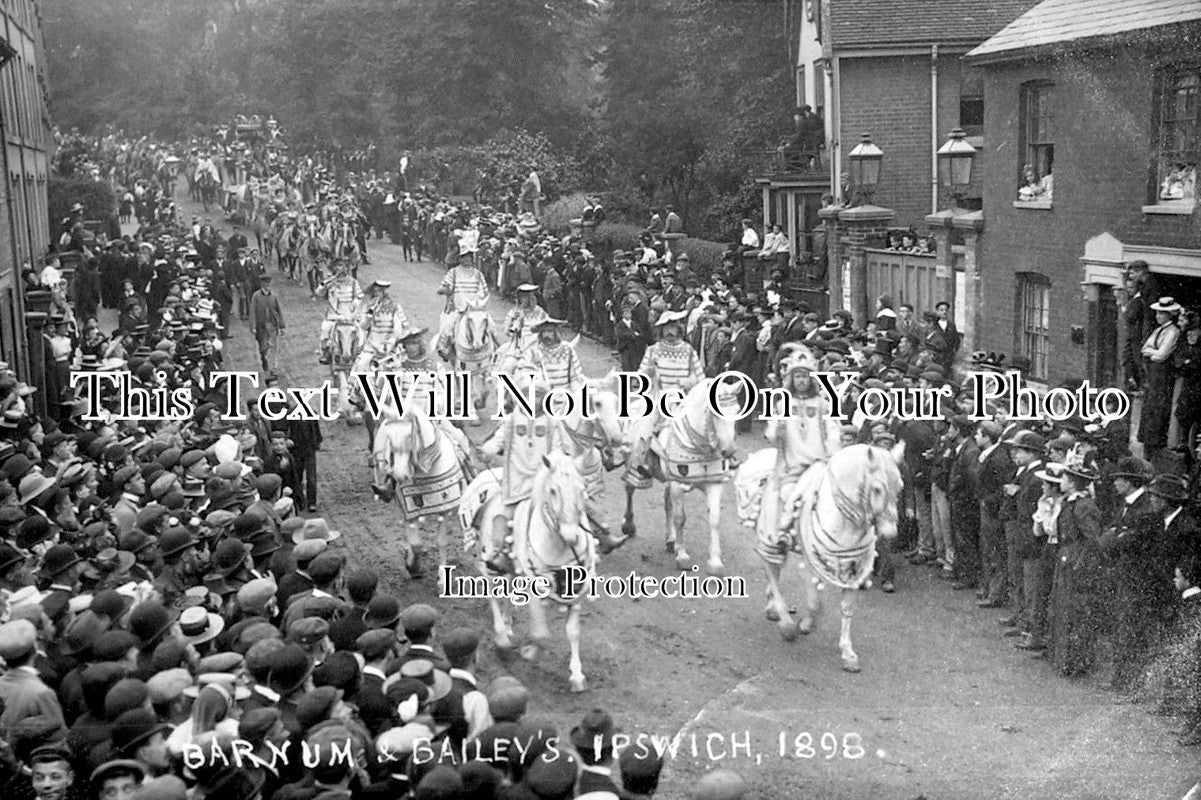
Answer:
top-left (163, 193), bottom-right (1199, 799)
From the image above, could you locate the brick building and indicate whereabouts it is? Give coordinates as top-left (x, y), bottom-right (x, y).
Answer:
top-left (0, 0), bottom-right (50, 386)
top-left (965, 0), bottom-right (1201, 387)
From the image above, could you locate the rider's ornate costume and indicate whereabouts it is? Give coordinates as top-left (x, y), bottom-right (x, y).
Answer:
top-left (317, 273), bottom-right (363, 360)
top-left (354, 294), bottom-right (410, 372)
top-left (436, 263), bottom-right (489, 358)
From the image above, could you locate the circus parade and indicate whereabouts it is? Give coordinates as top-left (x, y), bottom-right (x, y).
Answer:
top-left (7, 0), bottom-right (1201, 797)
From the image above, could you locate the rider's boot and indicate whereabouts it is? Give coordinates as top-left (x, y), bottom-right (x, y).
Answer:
top-left (590, 519), bottom-right (628, 555)
top-left (318, 342), bottom-right (332, 365)
top-left (371, 475), bottom-right (395, 502)
top-left (435, 334), bottom-right (452, 362)
top-left (485, 516), bottom-right (515, 574)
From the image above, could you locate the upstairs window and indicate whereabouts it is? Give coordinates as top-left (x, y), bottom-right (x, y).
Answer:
top-left (1017, 82), bottom-right (1054, 205)
top-left (1157, 66), bottom-right (1199, 206)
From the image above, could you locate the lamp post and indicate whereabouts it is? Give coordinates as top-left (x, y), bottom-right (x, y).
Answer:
top-left (846, 133), bottom-right (883, 206)
top-left (937, 127), bottom-right (977, 207)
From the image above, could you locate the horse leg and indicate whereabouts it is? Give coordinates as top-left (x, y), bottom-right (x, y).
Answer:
top-left (669, 484), bottom-right (691, 570)
top-left (488, 589), bottom-right (515, 651)
top-left (566, 603), bottom-right (586, 693)
top-left (704, 482), bottom-right (725, 577)
top-left (521, 596), bottom-right (553, 660)
top-left (796, 558), bottom-right (818, 635)
top-left (404, 521), bottom-right (425, 579)
top-left (839, 588), bottom-right (860, 672)
top-left (762, 557), bottom-right (799, 641)
top-left (622, 483), bottom-right (637, 538)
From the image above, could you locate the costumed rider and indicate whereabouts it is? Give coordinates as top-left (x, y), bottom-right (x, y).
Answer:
top-left (524, 318), bottom-right (628, 558)
top-left (435, 248), bottom-right (489, 361)
top-left (354, 280), bottom-right (410, 373)
top-left (754, 344), bottom-right (842, 559)
top-left (370, 324), bottom-right (475, 500)
top-left (478, 373), bottom-right (571, 575)
top-left (504, 284), bottom-right (548, 353)
top-left (625, 309), bottom-right (705, 482)
top-left (526, 317), bottom-right (583, 393)
top-left (316, 257), bottom-right (364, 365)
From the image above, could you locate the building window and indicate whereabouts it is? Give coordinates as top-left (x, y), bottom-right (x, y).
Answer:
top-left (1016, 272), bottom-right (1051, 380)
top-left (1017, 82), bottom-right (1054, 204)
top-left (959, 95), bottom-right (984, 138)
top-left (813, 60), bottom-right (825, 119)
top-left (1157, 66), bottom-right (1199, 204)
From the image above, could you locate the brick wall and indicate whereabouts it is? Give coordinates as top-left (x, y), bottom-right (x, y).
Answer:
top-left (838, 53), bottom-right (977, 230)
top-left (975, 44), bottom-right (1201, 387)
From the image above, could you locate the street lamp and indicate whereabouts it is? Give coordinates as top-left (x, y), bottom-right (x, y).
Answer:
top-left (847, 133), bottom-right (883, 205)
top-left (937, 127), bottom-right (977, 206)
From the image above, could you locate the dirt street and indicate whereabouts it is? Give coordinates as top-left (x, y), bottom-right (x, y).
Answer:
top-left (175, 197), bottom-right (1197, 800)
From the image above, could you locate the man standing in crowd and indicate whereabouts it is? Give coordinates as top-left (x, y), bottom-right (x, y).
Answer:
top-left (250, 274), bottom-right (285, 378)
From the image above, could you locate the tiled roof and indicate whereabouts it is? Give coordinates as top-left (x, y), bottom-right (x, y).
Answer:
top-left (828, 0), bottom-right (1040, 48)
top-left (967, 0), bottom-right (1201, 61)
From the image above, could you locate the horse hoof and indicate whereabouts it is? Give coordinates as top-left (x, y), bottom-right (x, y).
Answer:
top-left (674, 554), bottom-right (692, 572)
top-left (569, 676), bottom-right (588, 693)
top-left (842, 659), bottom-right (861, 674)
top-left (665, 541), bottom-right (676, 554)
top-left (621, 521), bottom-right (637, 538)
top-left (778, 620), bottom-right (799, 642)
top-left (798, 618), bottom-right (813, 635)
top-left (765, 607), bottom-right (780, 622)
top-left (495, 639), bottom-right (515, 655)
top-left (705, 561), bottom-right (725, 578)
top-left (520, 644), bottom-right (539, 662)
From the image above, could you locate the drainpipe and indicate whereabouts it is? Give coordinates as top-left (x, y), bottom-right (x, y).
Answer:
top-left (930, 44), bottom-right (940, 215)
top-left (831, 57), bottom-right (841, 203)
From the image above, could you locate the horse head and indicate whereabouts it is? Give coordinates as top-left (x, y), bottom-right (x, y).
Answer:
top-left (461, 304), bottom-right (492, 351)
top-left (584, 385), bottom-right (628, 449)
top-left (534, 450), bottom-right (587, 547)
top-left (840, 443), bottom-right (905, 540)
top-left (700, 376), bottom-right (741, 459)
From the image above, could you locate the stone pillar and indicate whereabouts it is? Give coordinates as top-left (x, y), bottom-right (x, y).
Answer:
top-left (837, 204), bottom-right (896, 327)
top-left (818, 205), bottom-right (842, 312)
top-left (954, 212), bottom-right (984, 355)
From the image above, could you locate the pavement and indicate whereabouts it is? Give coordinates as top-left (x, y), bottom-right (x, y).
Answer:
top-left (159, 195), bottom-right (1198, 799)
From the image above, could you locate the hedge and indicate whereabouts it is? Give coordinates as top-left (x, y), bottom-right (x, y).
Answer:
top-left (586, 222), bottom-right (730, 280)
top-left (48, 176), bottom-right (117, 234)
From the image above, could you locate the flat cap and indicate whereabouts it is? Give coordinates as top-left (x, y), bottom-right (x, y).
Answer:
top-left (356, 628), bottom-right (397, 660)
top-left (442, 627), bottom-right (481, 661)
top-left (399, 603), bottom-right (439, 635)
top-left (0, 619), bottom-right (38, 661)
top-left (293, 539), bottom-right (327, 563)
top-left (288, 616), bottom-right (330, 645)
top-left (236, 578), bottom-right (276, 614)
top-left (689, 770), bottom-right (749, 800)
top-left (146, 668), bottom-right (194, 705)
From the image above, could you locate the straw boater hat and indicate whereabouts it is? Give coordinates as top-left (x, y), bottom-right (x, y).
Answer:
top-left (654, 309), bottom-right (688, 328)
top-left (398, 326), bottom-right (428, 342)
top-left (516, 284), bottom-right (539, 293)
top-left (1151, 296), bottom-right (1183, 314)
top-left (532, 317), bottom-right (566, 331)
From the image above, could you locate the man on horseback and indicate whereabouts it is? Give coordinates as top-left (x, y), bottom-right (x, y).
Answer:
top-left (435, 252), bottom-right (489, 362)
top-left (757, 344), bottom-right (842, 557)
top-left (479, 376), bottom-right (572, 575)
top-left (625, 309), bottom-right (706, 482)
top-left (504, 285), bottom-right (548, 354)
top-left (526, 318), bottom-right (584, 392)
top-left (316, 258), bottom-right (364, 366)
top-left (354, 280), bottom-right (410, 373)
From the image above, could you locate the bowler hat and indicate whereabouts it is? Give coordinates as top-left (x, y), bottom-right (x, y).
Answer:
top-left (1149, 474), bottom-right (1189, 505)
top-left (570, 707), bottom-right (616, 755)
top-left (1111, 456), bottom-right (1151, 482)
top-left (40, 544), bottom-right (82, 577)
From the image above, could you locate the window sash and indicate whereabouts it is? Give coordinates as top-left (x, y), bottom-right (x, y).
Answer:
top-left (1021, 84), bottom-right (1054, 181)
top-left (1157, 67), bottom-right (1201, 197)
top-left (1018, 275), bottom-right (1050, 380)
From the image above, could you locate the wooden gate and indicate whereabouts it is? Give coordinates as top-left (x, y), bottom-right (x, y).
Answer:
top-left (864, 249), bottom-right (939, 315)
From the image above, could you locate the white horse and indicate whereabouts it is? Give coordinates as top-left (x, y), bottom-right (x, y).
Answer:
top-left (458, 450), bottom-right (595, 692)
top-left (736, 442), bottom-right (904, 672)
top-left (372, 402), bottom-right (473, 581)
top-left (445, 302), bottom-right (500, 418)
top-left (621, 377), bottom-right (740, 576)
top-left (329, 319), bottom-right (362, 425)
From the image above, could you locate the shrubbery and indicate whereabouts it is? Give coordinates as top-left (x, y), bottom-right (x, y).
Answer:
top-left (48, 176), bottom-right (116, 233)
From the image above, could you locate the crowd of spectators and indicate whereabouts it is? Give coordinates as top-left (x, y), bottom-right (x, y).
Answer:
top-left (0, 127), bottom-right (776, 800)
